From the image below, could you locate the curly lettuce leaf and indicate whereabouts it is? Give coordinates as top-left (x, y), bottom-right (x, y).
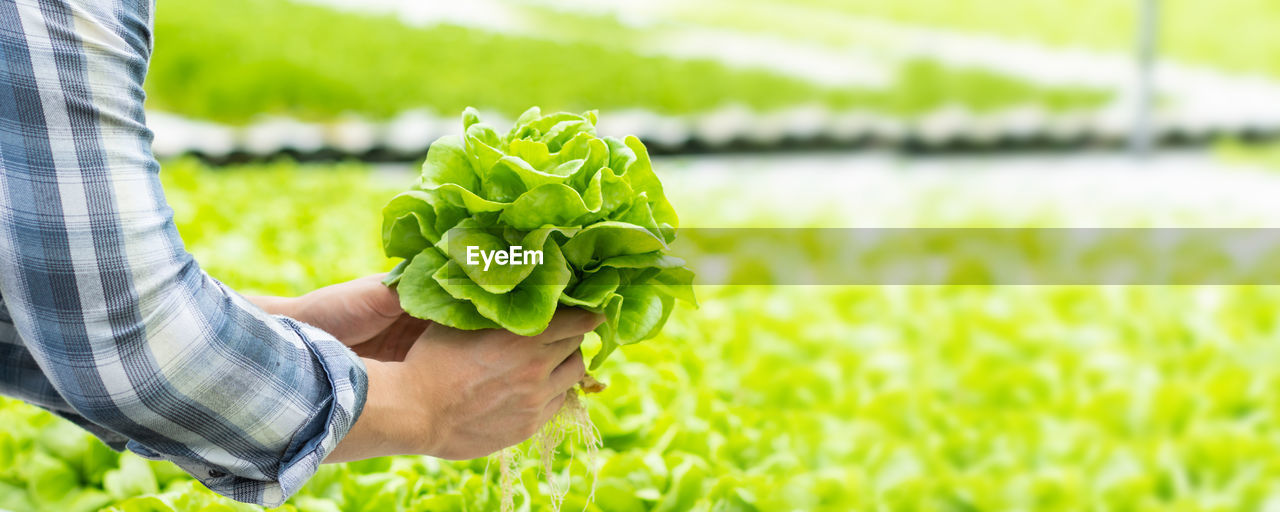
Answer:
top-left (382, 107), bottom-right (694, 369)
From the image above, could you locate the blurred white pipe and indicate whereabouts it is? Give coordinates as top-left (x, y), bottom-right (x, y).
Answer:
top-left (1131, 0), bottom-right (1159, 156)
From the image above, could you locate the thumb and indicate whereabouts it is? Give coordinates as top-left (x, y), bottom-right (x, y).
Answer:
top-left (356, 273), bottom-right (404, 320)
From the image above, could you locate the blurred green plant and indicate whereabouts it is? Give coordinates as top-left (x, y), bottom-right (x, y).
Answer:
top-left (789, 0), bottom-right (1280, 78)
top-left (148, 0), bottom-right (831, 122)
top-left (4, 160), bottom-right (1280, 511)
top-left (1216, 140), bottom-right (1280, 173)
top-left (159, 158), bottom-right (400, 296)
top-left (147, 0), bottom-right (1109, 124)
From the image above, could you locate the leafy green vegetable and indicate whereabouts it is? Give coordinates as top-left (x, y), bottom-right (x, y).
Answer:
top-left (382, 108), bottom-right (695, 368)
top-left (104, 454), bottom-right (159, 501)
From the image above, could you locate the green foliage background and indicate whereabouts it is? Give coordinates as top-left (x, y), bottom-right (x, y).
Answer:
top-left (5, 159), bottom-right (1280, 511)
top-left (5, 0), bottom-right (1280, 509)
top-left (789, 0), bottom-right (1280, 78)
top-left (145, 0), bottom-right (1110, 124)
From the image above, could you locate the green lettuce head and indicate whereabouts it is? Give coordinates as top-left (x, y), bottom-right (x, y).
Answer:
top-left (382, 107), bottom-right (695, 369)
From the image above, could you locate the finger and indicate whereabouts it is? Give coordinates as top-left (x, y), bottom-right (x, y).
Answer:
top-left (356, 277), bottom-right (404, 320)
top-left (547, 349), bottom-right (587, 393)
top-left (378, 314), bottom-right (431, 361)
top-left (393, 312), bottom-right (431, 336)
top-left (537, 391), bottom-right (569, 427)
top-left (534, 308), bottom-right (604, 344)
top-left (541, 334), bottom-right (584, 365)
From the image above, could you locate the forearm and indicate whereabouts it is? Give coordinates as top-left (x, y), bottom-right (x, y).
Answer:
top-left (246, 294), bottom-right (300, 317)
top-left (324, 359), bottom-right (430, 463)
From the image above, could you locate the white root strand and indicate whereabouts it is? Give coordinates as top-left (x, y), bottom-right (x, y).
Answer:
top-left (495, 381), bottom-right (604, 512)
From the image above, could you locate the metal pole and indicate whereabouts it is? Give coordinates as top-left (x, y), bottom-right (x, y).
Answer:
top-left (1131, 0), bottom-right (1159, 156)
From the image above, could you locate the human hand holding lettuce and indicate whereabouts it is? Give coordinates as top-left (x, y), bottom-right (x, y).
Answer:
top-left (249, 274), bottom-right (428, 363)
top-left (314, 108), bottom-right (693, 472)
top-left (245, 275), bottom-right (601, 465)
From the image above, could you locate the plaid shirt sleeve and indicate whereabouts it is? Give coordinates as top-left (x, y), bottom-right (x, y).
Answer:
top-left (0, 0), bottom-right (368, 506)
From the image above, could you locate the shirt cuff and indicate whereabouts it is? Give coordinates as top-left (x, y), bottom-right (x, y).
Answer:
top-left (134, 318), bottom-right (369, 507)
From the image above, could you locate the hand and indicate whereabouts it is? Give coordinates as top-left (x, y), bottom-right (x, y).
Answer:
top-left (326, 308), bottom-right (603, 463)
top-left (250, 274), bottom-right (428, 362)
top-left (400, 308), bottom-right (602, 460)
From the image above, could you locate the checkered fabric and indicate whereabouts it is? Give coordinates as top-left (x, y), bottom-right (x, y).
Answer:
top-left (0, 0), bottom-right (368, 506)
